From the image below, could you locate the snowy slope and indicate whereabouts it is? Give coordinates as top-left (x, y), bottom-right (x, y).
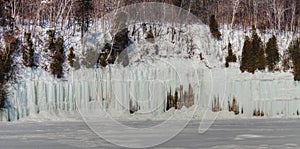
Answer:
top-left (1, 21), bottom-right (300, 122)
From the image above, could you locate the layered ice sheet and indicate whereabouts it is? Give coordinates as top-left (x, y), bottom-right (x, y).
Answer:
top-left (1, 61), bottom-right (300, 121)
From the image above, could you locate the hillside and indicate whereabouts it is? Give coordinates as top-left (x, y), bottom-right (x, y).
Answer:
top-left (0, 1), bottom-right (299, 122)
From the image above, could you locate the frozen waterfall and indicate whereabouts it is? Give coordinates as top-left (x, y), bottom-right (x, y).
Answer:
top-left (1, 62), bottom-right (300, 121)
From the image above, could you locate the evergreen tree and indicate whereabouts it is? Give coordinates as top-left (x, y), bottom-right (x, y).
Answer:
top-left (50, 37), bottom-right (65, 78)
top-left (0, 1), bottom-right (19, 108)
top-left (43, 30), bottom-right (56, 71)
top-left (225, 42), bottom-right (237, 67)
top-left (22, 32), bottom-right (36, 67)
top-left (266, 35), bottom-right (280, 71)
top-left (98, 12), bottom-right (130, 67)
top-left (251, 26), bottom-right (266, 71)
top-left (75, 0), bottom-right (94, 37)
top-left (289, 38), bottom-right (300, 81)
top-left (68, 47), bottom-right (75, 68)
top-left (0, 31), bottom-right (19, 108)
top-left (46, 30), bottom-right (55, 53)
top-left (240, 36), bottom-right (255, 73)
top-left (112, 11), bottom-right (130, 56)
top-left (113, 28), bottom-right (130, 55)
top-left (282, 51), bottom-right (291, 72)
top-left (98, 43), bottom-right (111, 67)
top-left (209, 15), bottom-right (221, 39)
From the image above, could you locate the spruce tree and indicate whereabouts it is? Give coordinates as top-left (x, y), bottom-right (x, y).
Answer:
top-left (209, 15), bottom-right (221, 39)
top-left (289, 38), bottom-right (300, 81)
top-left (225, 42), bottom-right (237, 67)
top-left (251, 26), bottom-right (266, 71)
top-left (46, 30), bottom-right (55, 53)
top-left (43, 30), bottom-right (56, 71)
top-left (240, 36), bottom-right (254, 73)
top-left (282, 51), bottom-right (291, 72)
top-left (266, 35), bottom-right (280, 71)
top-left (50, 37), bottom-right (65, 78)
top-left (113, 28), bottom-right (130, 54)
top-left (98, 12), bottom-right (130, 67)
top-left (112, 12), bottom-right (130, 57)
top-left (98, 43), bottom-right (111, 67)
top-left (22, 32), bottom-right (35, 67)
top-left (68, 47), bottom-right (75, 68)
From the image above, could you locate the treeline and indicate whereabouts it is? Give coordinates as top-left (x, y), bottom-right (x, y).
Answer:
top-left (238, 25), bottom-right (300, 81)
top-left (171, 0), bottom-right (300, 32)
top-left (4, 0), bottom-right (299, 34)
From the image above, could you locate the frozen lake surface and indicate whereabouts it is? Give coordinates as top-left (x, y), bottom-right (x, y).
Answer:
top-left (1, 119), bottom-right (300, 149)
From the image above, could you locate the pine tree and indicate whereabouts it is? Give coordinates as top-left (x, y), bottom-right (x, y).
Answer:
top-left (98, 43), bottom-right (111, 67)
top-left (98, 12), bottom-right (130, 67)
top-left (46, 30), bottom-right (55, 53)
top-left (113, 28), bottom-right (130, 54)
top-left (22, 32), bottom-right (35, 67)
top-left (112, 12), bottom-right (130, 57)
top-left (289, 38), bottom-right (300, 81)
top-left (225, 42), bottom-right (237, 67)
top-left (240, 36), bottom-right (255, 73)
top-left (50, 37), bottom-right (65, 78)
top-left (68, 47), bottom-right (75, 68)
top-left (251, 26), bottom-right (266, 71)
top-left (282, 51), bottom-right (291, 72)
top-left (75, 0), bottom-right (94, 37)
top-left (43, 30), bottom-right (56, 71)
top-left (209, 15), bottom-right (221, 39)
top-left (266, 35), bottom-right (280, 71)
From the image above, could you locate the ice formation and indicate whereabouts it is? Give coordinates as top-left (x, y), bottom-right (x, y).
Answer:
top-left (1, 11), bottom-right (299, 121)
top-left (1, 60), bottom-right (300, 122)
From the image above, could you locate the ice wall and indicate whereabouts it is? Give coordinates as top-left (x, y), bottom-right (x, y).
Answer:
top-left (1, 64), bottom-right (300, 122)
top-left (0, 61), bottom-right (201, 121)
top-left (217, 68), bottom-right (300, 117)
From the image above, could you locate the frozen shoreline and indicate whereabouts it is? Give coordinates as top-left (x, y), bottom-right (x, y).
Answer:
top-left (1, 119), bottom-right (300, 148)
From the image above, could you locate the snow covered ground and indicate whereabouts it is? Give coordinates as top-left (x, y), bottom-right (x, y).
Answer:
top-left (1, 119), bottom-right (300, 149)
top-left (2, 3), bottom-right (300, 122)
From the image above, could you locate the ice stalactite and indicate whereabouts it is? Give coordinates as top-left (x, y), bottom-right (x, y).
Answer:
top-left (1, 65), bottom-right (300, 121)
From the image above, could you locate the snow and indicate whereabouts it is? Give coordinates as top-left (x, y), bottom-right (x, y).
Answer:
top-left (1, 15), bottom-right (300, 122)
top-left (1, 20), bottom-right (300, 148)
